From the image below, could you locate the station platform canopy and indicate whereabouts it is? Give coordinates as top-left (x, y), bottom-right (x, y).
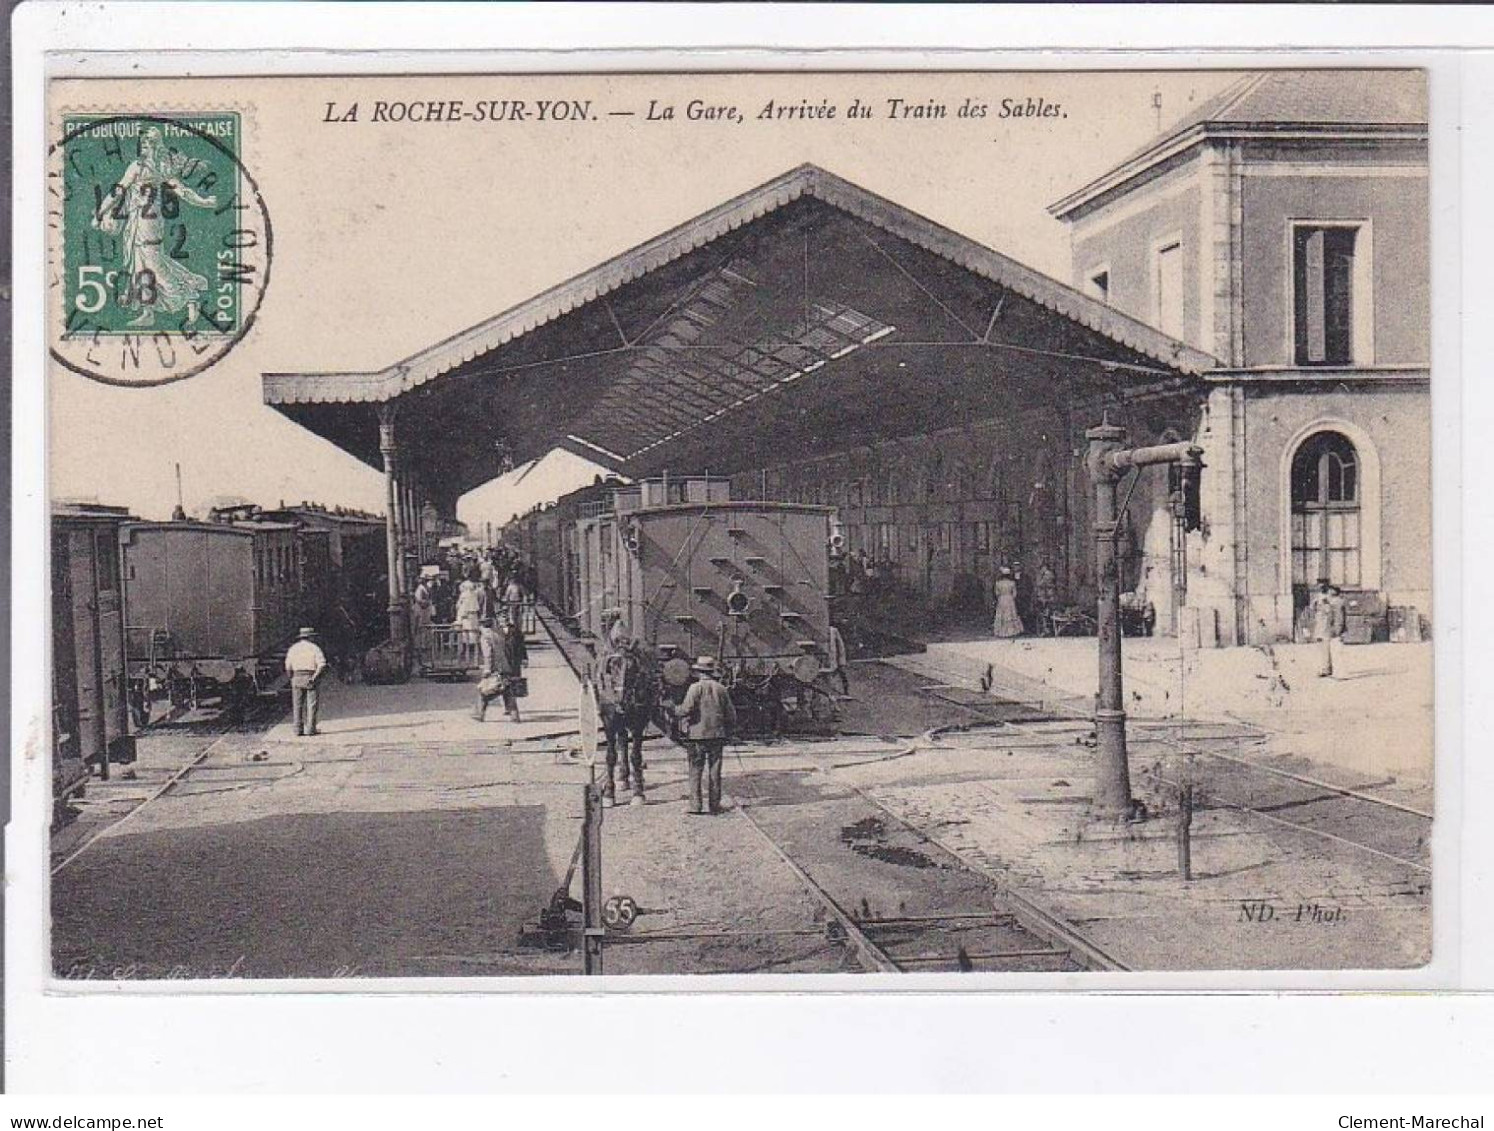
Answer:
top-left (264, 164), bottom-right (1217, 515)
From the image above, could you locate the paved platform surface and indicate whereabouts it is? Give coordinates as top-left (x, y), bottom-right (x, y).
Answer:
top-left (893, 637), bottom-right (1433, 789)
top-left (51, 632), bottom-right (854, 979)
top-left (50, 628), bottom-right (1433, 978)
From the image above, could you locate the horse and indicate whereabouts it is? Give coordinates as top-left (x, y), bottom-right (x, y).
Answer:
top-left (598, 640), bottom-right (659, 805)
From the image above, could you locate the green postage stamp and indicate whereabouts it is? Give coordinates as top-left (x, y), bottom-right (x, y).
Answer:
top-left (50, 112), bottom-right (271, 386)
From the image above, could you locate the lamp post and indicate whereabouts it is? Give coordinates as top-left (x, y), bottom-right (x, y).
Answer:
top-left (1085, 422), bottom-right (1203, 820)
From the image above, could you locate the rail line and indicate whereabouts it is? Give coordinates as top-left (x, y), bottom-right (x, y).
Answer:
top-left (732, 794), bottom-right (1096, 973)
top-left (1137, 731), bottom-right (1432, 876)
top-left (51, 696), bottom-right (286, 877)
top-left (734, 803), bottom-right (900, 972)
top-left (535, 612), bottom-right (1112, 974)
top-left (841, 783), bottom-right (1130, 972)
top-left (543, 616), bottom-right (1424, 970)
top-left (900, 670), bottom-right (1432, 881)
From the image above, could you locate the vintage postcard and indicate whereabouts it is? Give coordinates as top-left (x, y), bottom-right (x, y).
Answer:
top-left (39, 66), bottom-right (1433, 984)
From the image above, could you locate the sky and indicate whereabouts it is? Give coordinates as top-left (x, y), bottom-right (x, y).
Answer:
top-left (47, 69), bottom-right (1237, 527)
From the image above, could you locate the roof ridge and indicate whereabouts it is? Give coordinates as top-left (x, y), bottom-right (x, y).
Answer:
top-left (1051, 70), bottom-right (1426, 219)
top-left (264, 163), bottom-right (1214, 411)
top-left (1209, 71), bottom-right (1271, 125)
top-left (376, 162), bottom-right (825, 383)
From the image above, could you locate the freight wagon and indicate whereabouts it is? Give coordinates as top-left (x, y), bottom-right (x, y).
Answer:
top-left (52, 504), bottom-right (135, 812)
top-left (121, 519), bottom-right (305, 711)
top-left (257, 504), bottom-right (390, 657)
top-left (505, 477), bottom-right (630, 625)
top-left (574, 478), bottom-right (838, 730)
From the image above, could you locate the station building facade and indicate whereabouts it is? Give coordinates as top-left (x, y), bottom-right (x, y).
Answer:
top-left (749, 71), bottom-right (1431, 646)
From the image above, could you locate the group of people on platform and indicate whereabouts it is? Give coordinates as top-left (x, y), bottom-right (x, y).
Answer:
top-left (410, 545), bottom-right (537, 658)
top-left (829, 549), bottom-right (901, 601)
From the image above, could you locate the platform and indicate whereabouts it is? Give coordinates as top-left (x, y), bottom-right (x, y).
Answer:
top-left (263, 633), bottom-right (590, 748)
top-left (51, 626), bottom-right (875, 979)
top-left (892, 637), bottom-right (1434, 787)
top-left (51, 621), bottom-right (1433, 979)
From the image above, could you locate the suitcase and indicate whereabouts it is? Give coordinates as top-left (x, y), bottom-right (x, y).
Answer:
top-left (477, 674), bottom-right (527, 699)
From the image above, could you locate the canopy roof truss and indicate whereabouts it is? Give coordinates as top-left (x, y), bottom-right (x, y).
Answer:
top-left (265, 164), bottom-right (1216, 514)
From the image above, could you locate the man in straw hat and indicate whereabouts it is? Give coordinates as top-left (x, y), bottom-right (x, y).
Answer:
top-left (284, 627), bottom-right (328, 737)
top-left (673, 656), bottom-right (737, 816)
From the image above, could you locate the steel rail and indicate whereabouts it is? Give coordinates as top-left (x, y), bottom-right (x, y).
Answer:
top-left (1179, 741), bottom-right (1433, 821)
top-left (541, 609), bottom-right (1098, 973)
top-left (51, 728), bottom-right (242, 876)
top-left (844, 784), bottom-right (1128, 973)
top-left (732, 803), bottom-right (901, 973)
top-left (1154, 769), bottom-right (1432, 877)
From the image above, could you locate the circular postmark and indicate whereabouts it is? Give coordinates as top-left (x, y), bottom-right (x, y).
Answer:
top-left (48, 112), bottom-right (273, 387)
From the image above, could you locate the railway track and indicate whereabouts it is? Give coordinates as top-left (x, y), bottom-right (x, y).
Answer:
top-left (901, 670), bottom-right (1432, 880)
top-left (133, 690), bottom-right (287, 736)
top-left (50, 695), bottom-right (287, 876)
top-left (732, 794), bottom-right (1095, 973)
top-left (1151, 743), bottom-right (1432, 877)
top-left (538, 613), bottom-right (1112, 973)
top-left (541, 612), bottom-right (1427, 972)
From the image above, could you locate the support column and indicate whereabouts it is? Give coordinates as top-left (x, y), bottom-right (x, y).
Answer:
top-left (411, 475), bottom-right (426, 565)
top-left (392, 461), bottom-right (409, 601)
top-left (378, 404), bottom-right (409, 650)
top-left (401, 479), bottom-right (416, 580)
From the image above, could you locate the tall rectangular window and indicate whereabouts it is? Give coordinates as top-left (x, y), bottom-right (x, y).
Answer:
top-left (1153, 241), bottom-right (1184, 339)
top-left (1293, 224), bottom-right (1366, 366)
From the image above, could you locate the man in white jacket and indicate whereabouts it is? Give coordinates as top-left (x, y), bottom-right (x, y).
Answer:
top-left (284, 627), bottom-right (328, 737)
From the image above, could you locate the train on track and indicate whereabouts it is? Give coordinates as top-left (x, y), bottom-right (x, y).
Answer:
top-left (506, 475), bottom-right (843, 732)
top-left (51, 502), bottom-right (388, 812)
top-left (52, 504), bottom-right (136, 809)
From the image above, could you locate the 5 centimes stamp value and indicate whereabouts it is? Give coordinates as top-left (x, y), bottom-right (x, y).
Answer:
top-left (48, 112), bottom-right (272, 386)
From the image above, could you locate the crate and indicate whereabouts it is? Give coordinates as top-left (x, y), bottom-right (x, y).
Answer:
top-left (1387, 606), bottom-right (1424, 644)
top-left (1341, 591), bottom-right (1386, 645)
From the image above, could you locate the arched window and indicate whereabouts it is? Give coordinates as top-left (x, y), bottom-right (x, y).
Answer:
top-left (1290, 431), bottom-right (1361, 590)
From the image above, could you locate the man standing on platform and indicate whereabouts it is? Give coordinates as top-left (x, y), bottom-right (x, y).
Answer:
top-left (825, 622), bottom-right (851, 697)
top-left (473, 614), bottom-right (524, 723)
top-left (673, 657), bottom-right (736, 816)
top-left (1308, 578), bottom-right (1347, 678)
top-left (285, 627), bottom-right (328, 737)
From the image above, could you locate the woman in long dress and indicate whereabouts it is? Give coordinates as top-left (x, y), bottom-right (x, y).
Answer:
top-left (93, 126), bottom-right (218, 329)
top-left (992, 566), bottom-right (1025, 639)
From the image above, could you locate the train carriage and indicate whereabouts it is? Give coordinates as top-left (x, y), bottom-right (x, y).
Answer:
top-left (256, 505), bottom-right (390, 655)
top-left (121, 519), bottom-right (304, 710)
top-left (572, 478), bottom-right (837, 731)
top-left (52, 504), bottom-right (136, 811)
top-left (296, 527), bottom-right (336, 634)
